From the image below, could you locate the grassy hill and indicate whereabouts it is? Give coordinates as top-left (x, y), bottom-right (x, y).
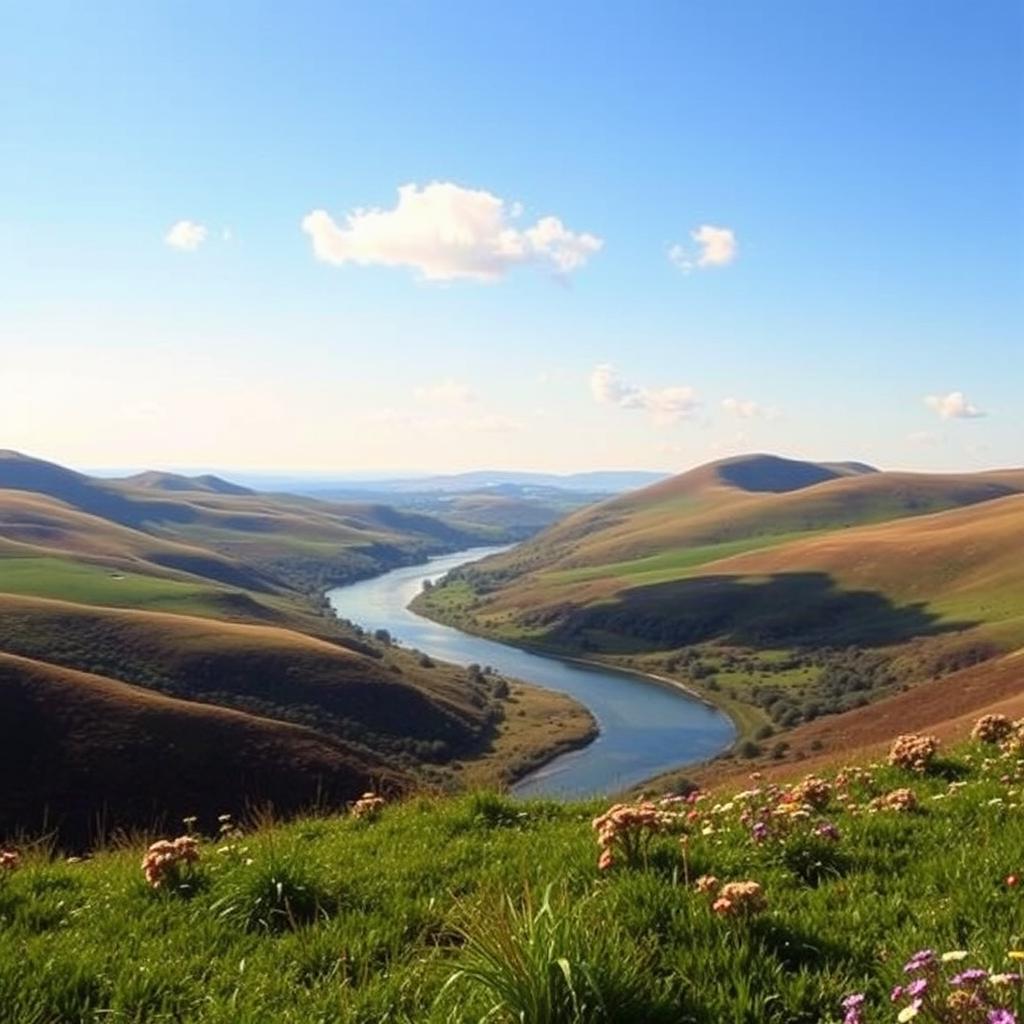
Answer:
top-left (415, 454), bottom-right (1024, 750)
top-left (3, 732), bottom-right (1024, 1022)
top-left (0, 453), bottom-right (595, 844)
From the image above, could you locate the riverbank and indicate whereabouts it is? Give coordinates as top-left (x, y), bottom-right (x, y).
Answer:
top-left (330, 550), bottom-right (733, 797)
top-left (408, 583), bottom-right (750, 758)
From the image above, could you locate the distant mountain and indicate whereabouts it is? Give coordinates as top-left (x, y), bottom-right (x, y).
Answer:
top-left (296, 469), bottom-right (668, 496)
top-left (119, 470), bottom-right (254, 496)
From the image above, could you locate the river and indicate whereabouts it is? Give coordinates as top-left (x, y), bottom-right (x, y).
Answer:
top-left (326, 547), bottom-right (735, 798)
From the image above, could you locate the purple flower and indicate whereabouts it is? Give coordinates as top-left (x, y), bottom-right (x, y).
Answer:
top-left (952, 968), bottom-right (990, 987)
top-left (890, 984), bottom-right (905, 1002)
top-left (906, 978), bottom-right (928, 997)
top-left (751, 821), bottom-right (769, 842)
top-left (815, 821), bottom-right (841, 841)
top-left (904, 949), bottom-right (936, 973)
top-left (989, 1011), bottom-right (1017, 1024)
top-left (842, 992), bottom-right (865, 1024)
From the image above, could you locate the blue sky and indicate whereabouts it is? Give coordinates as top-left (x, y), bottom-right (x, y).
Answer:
top-left (2, 1), bottom-right (1021, 474)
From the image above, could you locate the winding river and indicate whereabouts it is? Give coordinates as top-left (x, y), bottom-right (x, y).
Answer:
top-left (327, 547), bottom-right (735, 798)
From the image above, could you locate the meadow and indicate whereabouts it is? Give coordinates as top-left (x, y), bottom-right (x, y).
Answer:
top-left (4, 728), bottom-right (1024, 1023)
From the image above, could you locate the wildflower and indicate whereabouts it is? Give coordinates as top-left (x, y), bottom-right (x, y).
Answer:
top-left (872, 788), bottom-right (918, 814)
top-left (897, 1000), bottom-right (922, 1021)
top-left (751, 821), bottom-right (769, 843)
top-left (841, 992), bottom-right (865, 1024)
top-left (0, 849), bottom-right (20, 872)
top-left (351, 791), bottom-right (386, 822)
top-left (942, 950), bottom-right (969, 962)
top-left (814, 820), bottom-right (841, 842)
top-left (694, 874), bottom-right (719, 894)
top-left (951, 968), bottom-right (990, 987)
top-left (904, 949), bottom-right (937, 973)
top-left (591, 800), bottom-right (683, 870)
top-left (888, 734), bottom-right (939, 773)
top-left (141, 835), bottom-right (200, 890)
top-left (790, 775), bottom-right (832, 810)
top-left (987, 1011), bottom-right (1017, 1024)
top-left (710, 880), bottom-right (766, 917)
top-left (973, 714), bottom-right (1015, 744)
top-left (990, 973), bottom-right (1021, 985)
top-left (1008, 952), bottom-right (1024, 962)
top-left (1008, 875), bottom-right (1020, 887)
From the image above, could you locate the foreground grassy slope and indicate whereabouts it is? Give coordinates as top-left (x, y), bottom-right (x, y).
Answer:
top-left (3, 737), bottom-right (1024, 1023)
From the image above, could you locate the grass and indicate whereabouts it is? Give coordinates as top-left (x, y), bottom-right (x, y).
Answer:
top-left (4, 741), bottom-right (1024, 1022)
top-left (540, 531), bottom-right (822, 587)
top-left (0, 555), bottom-right (229, 615)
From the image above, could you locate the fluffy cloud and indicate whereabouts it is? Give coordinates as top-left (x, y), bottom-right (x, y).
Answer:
top-left (164, 220), bottom-right (208, 251)
top-left (590, 364), bottom-right (699, 426)
top-left (924, 391), bottom-right (985, 420)
top-left (722, 397), bottom-right (761, 419)
top-left (721, 396), bottom-right (781, 421)
top-left (669, 224), bottom-right (737, 273)
top-left (414, 379), bottom-right (476, 405)
top-left (301, 182), bottom-right (603, 282)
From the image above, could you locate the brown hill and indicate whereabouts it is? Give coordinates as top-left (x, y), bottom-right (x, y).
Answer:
top-left (0, 651), bottom-right (401, 847)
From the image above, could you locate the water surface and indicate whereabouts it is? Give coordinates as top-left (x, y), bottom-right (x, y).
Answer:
top-left (327, 548), bottom-right (734, 797)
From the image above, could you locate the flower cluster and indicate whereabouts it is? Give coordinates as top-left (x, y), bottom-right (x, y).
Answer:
top-left (789, 775), bottom-right (832, 810)
top-left (141, 835), bottom-right (200, 890)
top-left (843, 948), bottom-right (1022, 1023)
top-left (351, 792), bottom-right (385, 822)
top-left (592, 799), bottom-right (685, 870)
top-left (972, 714), bottom-right (1015, 745)
top-left (889, 734), bottom-right (940, 774)
top-left (0, 848), bottom-right (20, 872)
top-left (869, 787), bottom-right (919, 814)
top-left (694, 876), bottom-right (767, 918)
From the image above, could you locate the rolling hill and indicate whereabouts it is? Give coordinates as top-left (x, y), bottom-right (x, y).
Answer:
top-left (415, 453), bottom-right (1024, 747)
top-left (0, 452), bottom-right (594, 843)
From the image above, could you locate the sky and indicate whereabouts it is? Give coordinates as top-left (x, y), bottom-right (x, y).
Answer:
top-left (2, 1), bottom-right (1021, 476)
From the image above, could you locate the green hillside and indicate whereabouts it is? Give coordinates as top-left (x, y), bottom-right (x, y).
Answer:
top-left (415, 456), bottom-right (1024, 743)
top-left (2, 733), bottom-right (1024, 1023)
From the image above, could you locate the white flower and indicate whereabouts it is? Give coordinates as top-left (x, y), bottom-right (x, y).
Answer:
top-left (941, 950), bottom-right (969, 962)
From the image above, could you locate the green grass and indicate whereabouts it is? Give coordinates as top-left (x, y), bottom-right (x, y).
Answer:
top-left (541, 531), bottom-right (822, 587)
top-left (0, 556), bottom-right (229, 615)
top-left (4, 744), bottom-right (1024, 1022)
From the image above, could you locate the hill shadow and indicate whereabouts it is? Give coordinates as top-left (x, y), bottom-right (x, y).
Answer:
top-left (547, 572), bottom-right (975, 651)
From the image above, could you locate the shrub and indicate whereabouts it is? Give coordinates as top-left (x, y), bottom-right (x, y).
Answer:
top-left (888, 734), bottom-right (939, 773)
top-left (972, 714), bottom-right (1014, 744)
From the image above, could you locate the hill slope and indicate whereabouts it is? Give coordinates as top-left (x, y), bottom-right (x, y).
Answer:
top-left (416, 454), bottom-right (1024, 743)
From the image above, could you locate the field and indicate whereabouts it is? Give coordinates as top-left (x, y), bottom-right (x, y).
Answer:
top-left (3, 734), bottom-right (1024, 1022)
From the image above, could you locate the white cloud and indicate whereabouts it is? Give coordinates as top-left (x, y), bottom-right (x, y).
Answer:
top-left (164, 220), bottom-right (208, 251)
top-left (589, 364), bottom-right (700, 426)
top-left (414, 379), bottom-right (476, 405)
top-left (720, 396), bottom-right (782, 421)
top-left (669, 224), bottom-right (737, 273)
top-left (301, 182), bottom-right (603, 282)
top-left (924, 391), bottom-right (985, 420)
top-left (722, 397), bottom-right (759, 419)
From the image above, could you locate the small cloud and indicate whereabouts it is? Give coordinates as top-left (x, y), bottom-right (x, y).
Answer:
top-left (669, 224), bottom-right (737, 273)
top-left (589, 364), bottom-right (699, 426)
top-left (722, 397), bottom-right (760, 419)
top-left (301, 181), bottom-right (602, 282)
top-left (164, 220), bottom-right (208, 251)
top-left (924, 391), bottom-right (985, 420)
top-left (413, 379), bottom-right (476, 406)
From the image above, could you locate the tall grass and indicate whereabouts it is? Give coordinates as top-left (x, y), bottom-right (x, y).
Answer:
top-left (2, 743), bottom-right (1024, 1021)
